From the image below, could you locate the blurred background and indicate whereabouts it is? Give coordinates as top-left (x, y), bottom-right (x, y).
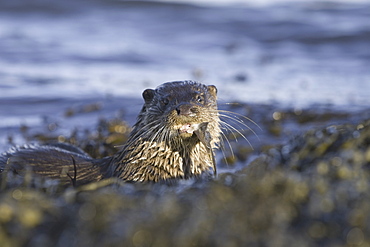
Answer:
top-left (0, 0), bottom-right (369, 150)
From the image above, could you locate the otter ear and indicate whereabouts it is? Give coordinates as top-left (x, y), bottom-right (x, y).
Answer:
top-left (207, 85), bottom-right (217, 97)
top-left (142, 89), bottom-right (155, 103)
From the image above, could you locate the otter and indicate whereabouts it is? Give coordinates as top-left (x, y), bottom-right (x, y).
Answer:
top-left (0, 80), bottom-right (221, 185)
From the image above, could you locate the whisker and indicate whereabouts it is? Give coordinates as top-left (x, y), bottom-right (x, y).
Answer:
top-left (147, 125), bottom-right (166, 148)
top-left (218, 114), bottom-right (260, 142)
top-left (160, 126), bottom-right (166, 143)
top-left (122, 121), bottom-right (163, 149)
top-left (218, 110), bottom-right (262, 130)
top-left (218, 130), bottom-right (235, 165)
top-left (219, 119), bottom-right (239, 142)
top-left (205, 107), bottom-right (261, 142)
top-left (220, 120), bottom-right (254, 150)
top-left (208, 109), bottom-right (262, 131)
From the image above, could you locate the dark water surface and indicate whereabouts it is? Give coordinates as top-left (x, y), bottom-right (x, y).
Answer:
top-left (1, 0), bottom-right (370, 151)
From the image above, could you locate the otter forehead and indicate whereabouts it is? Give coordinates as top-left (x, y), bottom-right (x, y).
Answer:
top-left (155, 80), bottom-right (209, 101)
top-left (156, 80), bottom-right (207, 94)
top-left (141, 80), bottom-right (217, 110)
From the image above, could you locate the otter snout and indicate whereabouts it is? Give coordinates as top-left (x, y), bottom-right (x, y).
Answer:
top-left (176, 103), bottom-right (198, 117)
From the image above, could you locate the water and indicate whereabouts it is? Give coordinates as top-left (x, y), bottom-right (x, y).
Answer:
top-left (1, 0), bottom-right (370, 150)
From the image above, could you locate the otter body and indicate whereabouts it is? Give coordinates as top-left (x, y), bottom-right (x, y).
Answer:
top-left (0, 144), bottom-right (107, 186)
top-left (0, 81), bottom-right (221, 185)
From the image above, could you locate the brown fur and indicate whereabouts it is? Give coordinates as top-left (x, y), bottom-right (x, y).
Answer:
top-left (0, 80), bottom-right (221, 184)
top-left (108, 80), bottom-right (221, 182)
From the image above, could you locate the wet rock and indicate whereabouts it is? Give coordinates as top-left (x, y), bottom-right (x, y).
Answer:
top-left (1, 106), bottom-right (370, 247)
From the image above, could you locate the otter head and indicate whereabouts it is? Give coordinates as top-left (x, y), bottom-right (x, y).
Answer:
top-left (141, 80), bottom-right (219, 143)
top-left (114, 80), bottom-right (221, 182)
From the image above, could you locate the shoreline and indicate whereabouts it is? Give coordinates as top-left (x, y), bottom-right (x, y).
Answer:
top-left (1, 96), bottom-right (368, 165)
top-left (0, 101), bottom-right (369, 246)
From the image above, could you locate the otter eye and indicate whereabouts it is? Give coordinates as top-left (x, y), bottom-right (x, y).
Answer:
top-left (196, 94), bottom-right (204, 104)
top-left (161, 98), bottom-right (169, 106)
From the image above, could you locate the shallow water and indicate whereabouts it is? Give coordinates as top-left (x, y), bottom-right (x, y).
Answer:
top-left (1, 0), bottom-right (370, 151)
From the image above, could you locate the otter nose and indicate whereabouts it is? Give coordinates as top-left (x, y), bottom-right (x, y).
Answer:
top-left (176, 104), bottom-right (197, 116)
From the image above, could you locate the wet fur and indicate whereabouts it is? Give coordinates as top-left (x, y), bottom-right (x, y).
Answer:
top-left (109, 80), bottom-right (221, 182)
top-left (0, 144), bottom-right (107, 185)
top-left (0, 81), bottom-right (222, 184)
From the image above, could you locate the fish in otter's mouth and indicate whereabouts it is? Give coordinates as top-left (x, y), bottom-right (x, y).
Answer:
top-left (176, 122), bottom-right (210, 140)
top-left (176, 121), bottom-right (216, 175)
top-left (177, 123), bottom-right (200, 135)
